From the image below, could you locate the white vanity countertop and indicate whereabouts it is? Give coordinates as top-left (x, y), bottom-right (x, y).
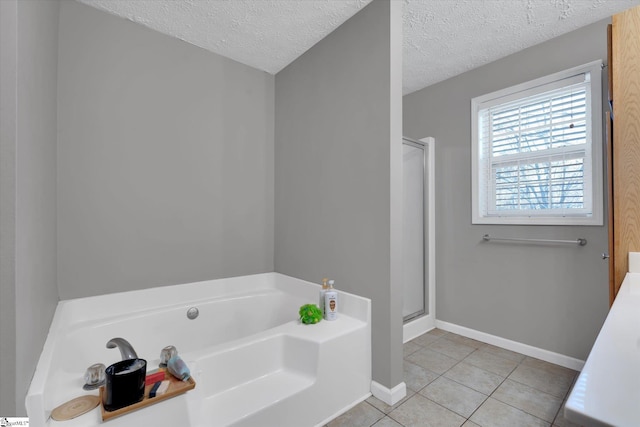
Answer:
top-left (565, 252), bottom-right (640, 427)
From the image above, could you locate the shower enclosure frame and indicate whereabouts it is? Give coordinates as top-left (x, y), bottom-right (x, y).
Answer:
top-left (402, 136), bottom-right (436, 342)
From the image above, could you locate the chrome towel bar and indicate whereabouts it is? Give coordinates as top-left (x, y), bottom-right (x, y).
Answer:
top-left (482, 234), bottom-right (587, 246)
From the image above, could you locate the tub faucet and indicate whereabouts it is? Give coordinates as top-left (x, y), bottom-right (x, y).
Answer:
top-left (106, 337), bottom-right (138, 360)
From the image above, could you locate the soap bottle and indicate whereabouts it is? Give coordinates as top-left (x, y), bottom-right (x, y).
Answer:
top-left (319, 278), bottom-right (329, 316)
top-left (324, 279), bottom-right (338, 321)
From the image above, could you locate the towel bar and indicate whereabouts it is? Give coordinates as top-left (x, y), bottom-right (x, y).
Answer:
top-left (482, 234), bottom-right (587, 246)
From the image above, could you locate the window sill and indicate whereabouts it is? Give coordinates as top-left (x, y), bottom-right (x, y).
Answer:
top-left (472, 215), bottom-right (603, 226)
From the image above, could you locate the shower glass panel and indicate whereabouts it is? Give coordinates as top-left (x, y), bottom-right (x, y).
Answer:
top-left (402, 139), bottom-right (427, 321)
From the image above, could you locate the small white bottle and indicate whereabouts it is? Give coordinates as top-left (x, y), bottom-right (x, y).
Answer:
top-left (324, 279), bottom-right (338, 321)
top-left (319, 278), bottom-right (329, 316)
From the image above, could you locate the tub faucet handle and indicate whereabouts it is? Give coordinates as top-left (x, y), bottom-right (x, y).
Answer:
top-left (159, 345), bottom-right (178, 367)
top-left (106, 337), bottom-right (138, 360)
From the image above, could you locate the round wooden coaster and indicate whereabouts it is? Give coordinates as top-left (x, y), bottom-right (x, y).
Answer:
top-left (51, 395), bottom-right (100, 421)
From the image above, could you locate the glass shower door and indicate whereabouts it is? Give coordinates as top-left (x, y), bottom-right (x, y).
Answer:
top-left (402, 139), bottom-right (427, 321)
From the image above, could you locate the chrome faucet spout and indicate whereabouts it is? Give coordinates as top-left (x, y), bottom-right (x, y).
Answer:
top-left (106, 337), bottom-right (138, 360)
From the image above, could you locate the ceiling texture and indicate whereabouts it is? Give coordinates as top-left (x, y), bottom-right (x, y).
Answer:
top-left (77, 0), bottom-right (640, 94)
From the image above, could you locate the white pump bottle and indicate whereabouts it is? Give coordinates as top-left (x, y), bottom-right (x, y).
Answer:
top-left (324, 279), bottom-right (338, 321)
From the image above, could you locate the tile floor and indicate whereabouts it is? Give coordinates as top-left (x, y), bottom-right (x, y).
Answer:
top-left (326, 329), bottom-right (582, 427)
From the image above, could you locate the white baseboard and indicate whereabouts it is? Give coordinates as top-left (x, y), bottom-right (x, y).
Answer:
top-left (370, 380), bottom-right (407, 405)
top-left (403, 314), bottom-right (435, 343)
top-left (435, 320), bottom-right (585, 371)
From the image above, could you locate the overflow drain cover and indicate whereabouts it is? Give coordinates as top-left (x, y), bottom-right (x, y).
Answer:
top-left (187, 307), bottom-right (199, 320)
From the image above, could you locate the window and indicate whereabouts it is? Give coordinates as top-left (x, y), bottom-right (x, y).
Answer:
top-left (471, 61), bottom-right (603, 225)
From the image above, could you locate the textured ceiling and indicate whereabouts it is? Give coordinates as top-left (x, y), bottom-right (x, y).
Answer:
top-left (77, 0), bottom-right (640, 94)
top-left (404, 0), bottom-right (640, 93)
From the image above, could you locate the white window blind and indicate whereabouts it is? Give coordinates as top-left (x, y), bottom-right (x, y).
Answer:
top-left (472, 61), bottom-right (603, 225)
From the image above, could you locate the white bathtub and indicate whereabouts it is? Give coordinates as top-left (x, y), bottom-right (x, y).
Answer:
top-left (26, 273), bottom-right (371, 427)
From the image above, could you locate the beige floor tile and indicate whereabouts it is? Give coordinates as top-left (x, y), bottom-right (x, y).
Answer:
top-left (406, 348), bottom-right (459, 375)
top-left (521, 357), bottom-right (577, 381)
top-left (462, 422), bottom-right (482, 427)
top-left (464, 349), bottom-right (519, 377)
top-left (403, 341), bottom-right (422, 358)
top-left (367, 389), bottom-right (415, 414)
top-left (444, 334), bottom-right (485, 349)
top-left (372, 416), bottom-right (404, 427)
top-left (470, 398), bottom-right (550, 427)
top-left (509, 365), bottom-right (574, 399)
top-left (480, 344), bottom-right (526, 363)
top-left (443, 362), bottom-right (504, 395)
top-left (492, 379), bottom-right (562, 422)
top-left (327, 401), bottom-right (385, 427)
top-left (427, 337), bottom-right (476, 360)
top-left (419, 376), bottom-right (488, 418)
top-left (389, 394), bottom-right (466, 427)
top-left (427, 328), bottom-right (449, 337)
top-left (403, 360), bottom-right (439, 392)
top-left (411, 332), bottom-right (443, 347)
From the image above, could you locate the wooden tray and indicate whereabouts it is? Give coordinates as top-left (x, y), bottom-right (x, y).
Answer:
top-left (99, 372), bottom-right (196, 422)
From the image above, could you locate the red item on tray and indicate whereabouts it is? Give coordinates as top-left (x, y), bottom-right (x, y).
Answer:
top-left (145, 371), bottom-right (166, 386)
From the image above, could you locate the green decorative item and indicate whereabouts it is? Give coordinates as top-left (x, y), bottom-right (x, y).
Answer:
top-left (299, 304), bottom-right (322, 324)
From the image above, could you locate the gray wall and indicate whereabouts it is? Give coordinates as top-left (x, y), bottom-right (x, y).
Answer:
top-left (403, 19), bottom-right (610, 360)
top-left (275, 0), bottom-right (404, 389)
top-left (0, 1), bottom-right (18, 414)
top-left (0, 0), bottom-right (60, 415)
top-left (57, 0), bottom-right (275, 299)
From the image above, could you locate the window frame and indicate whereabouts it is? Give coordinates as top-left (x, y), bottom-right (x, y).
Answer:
top-left (471, 60), bottom-right (604, 226)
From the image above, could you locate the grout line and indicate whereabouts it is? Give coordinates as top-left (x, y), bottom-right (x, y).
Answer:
top-left (485, 395), bottom-right (557, 426)
top-left (504, 375), bottom-right (571, 401)
top-left (421, 339), bottom-right (477, 361)
top-left (460, 348), bottom-right (520, 378)
top-left (402, 342), bottom-right (422, 358)
top-left (464, 395), bottom-right (490, 425)
top-left (551, 375), bottom-right (579, 425)
top-left (438, 368), bottom-right (494, 396)
top-left (505, 367), bottom-right (575, 400)
top-left (363, 399), bottom-right (386, 414)
top-left (419, 391), bottom-right (480, 422)
top-left (551, 400), bottom-right (565, 426)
